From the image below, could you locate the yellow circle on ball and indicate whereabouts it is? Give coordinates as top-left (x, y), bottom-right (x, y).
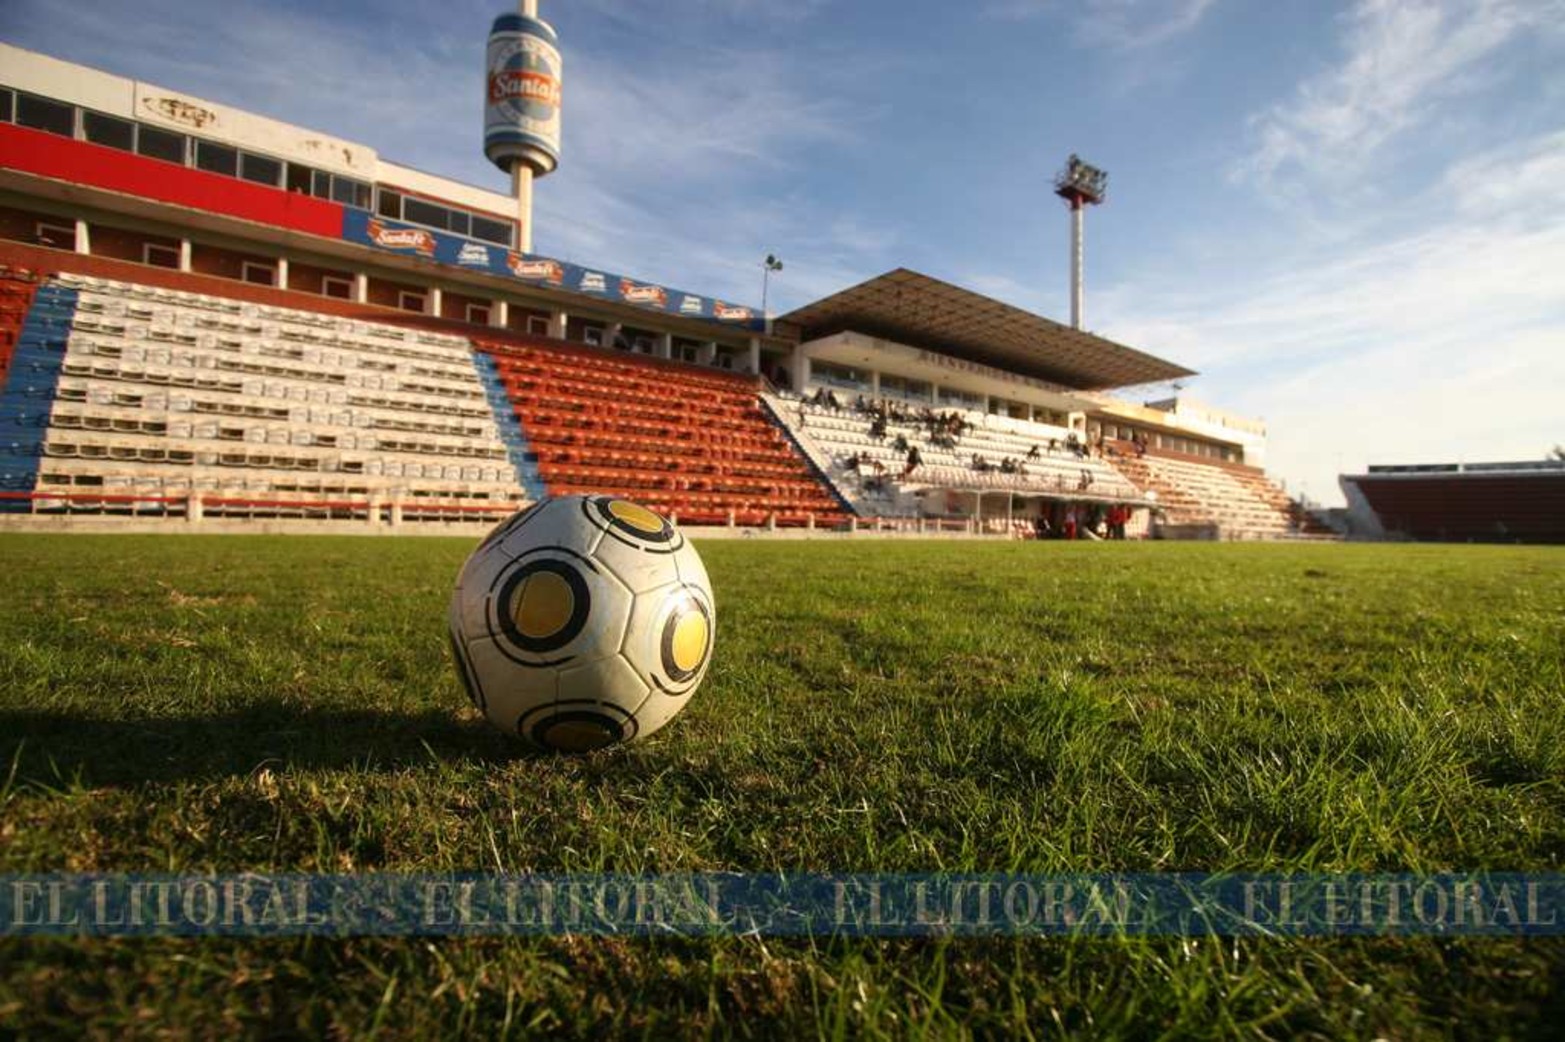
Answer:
top-left (512, 570), bottom-right (575, 639)
top-left (608, 499), bottom-right (666, 534)
top-left (670, 609), bottom-right (709, 673)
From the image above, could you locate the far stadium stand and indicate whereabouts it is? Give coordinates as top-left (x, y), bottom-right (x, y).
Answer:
top-left (1341, 462), bottom-right (1565, 544)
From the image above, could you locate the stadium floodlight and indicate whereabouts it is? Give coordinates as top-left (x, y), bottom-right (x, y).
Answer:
top-left (1053, 154), bottom-right (1108, 206)
top-left (761, 254), bottom-right (784, 315)
top-left (1053, 154), bottom-right (1108, 330)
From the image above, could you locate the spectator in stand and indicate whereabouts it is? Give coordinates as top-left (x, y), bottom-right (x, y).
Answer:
top-left (1063, 505), bottom-right (1078, 540)
top-left (1026, 444), bottom-right (1041, 461)
top-left (1077, 469), bottom-right (1094, 492)
top-left (869, 415), bottom-right (887, 440)
top-left (892, 434), bottom-right (909, 453)
top-left (902, 444), bottom-right (922, 478)
top-left (1033, 515), bottom-right (1053, 539)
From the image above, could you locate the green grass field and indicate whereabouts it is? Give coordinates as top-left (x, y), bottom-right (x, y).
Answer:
top-left (1, 534), bottom-right (1562, 1039)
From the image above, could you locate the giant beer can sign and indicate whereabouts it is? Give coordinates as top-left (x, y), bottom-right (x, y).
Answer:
top-left (484, 13), bottom-right (562, 175)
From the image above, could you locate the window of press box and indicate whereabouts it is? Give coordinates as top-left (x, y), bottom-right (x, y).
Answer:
top-left (16, 93), bottom-right (75, 137)
top-left (330, 176), bottom-right (370, 210)
top-left (240, 152), bottom-right (281, 187)
top-left (137, 125), bottom-right (187, 164)
top-left (377, 189), bottom-right (402, 219)
top-left (285, 163), bottom-right (315, 195)
top-left (0, 88), bottom-right (13, 123)
top-left (83, 111), bottom-right (135, 151)
top-left (401, 196), bottom-right (446, 230)
top-left (471, 216), bottom-right (511, 246)
top-left (195, 140), bottom-right (238, 177)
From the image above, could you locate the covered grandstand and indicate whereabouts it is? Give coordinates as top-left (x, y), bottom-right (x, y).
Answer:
top-left (1, 40), bottom-right (1314, 538)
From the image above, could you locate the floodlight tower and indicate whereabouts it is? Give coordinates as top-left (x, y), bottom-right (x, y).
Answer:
top-left (484, 0), bottom-right (562, 254)
top-left (1053, 154), bottom-right (1108, 330)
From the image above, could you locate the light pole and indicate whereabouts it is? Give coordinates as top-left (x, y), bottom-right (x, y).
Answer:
top-left (761, 253), bottom-right (783, 315)
top-left (1052, 155), bottom-right (1107, 330)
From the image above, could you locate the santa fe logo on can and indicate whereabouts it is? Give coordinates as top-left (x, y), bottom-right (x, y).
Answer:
top-left (485, 21), bottom-right (562, 170)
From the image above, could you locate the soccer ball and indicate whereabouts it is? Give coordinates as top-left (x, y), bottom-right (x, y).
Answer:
top-left (447, 495), bottom-right (715, 752)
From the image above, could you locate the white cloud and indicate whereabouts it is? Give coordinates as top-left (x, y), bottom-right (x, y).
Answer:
top-left (1235, 0), bottom-right (1559, 192)
top-left (1096, 127), bottom-right (1565, 505)
top-left (985, 0), bottom-right (1217, 50)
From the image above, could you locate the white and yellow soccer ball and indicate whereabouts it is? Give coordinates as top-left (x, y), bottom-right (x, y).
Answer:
top-left (447, 494), bottom-right (715, 752)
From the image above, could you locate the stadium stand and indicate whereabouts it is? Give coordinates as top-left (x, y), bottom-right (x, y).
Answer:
top-left (0, 42), bottom-right (1316, 539)
top-left (766, 391), bottom-right (1144, 521)
top-left (1106, 441), bottom-right (1307, 539)
top-left (4, 268), bottom-right (526, 522)
top-left (478, 339), bottom-right (848, 526)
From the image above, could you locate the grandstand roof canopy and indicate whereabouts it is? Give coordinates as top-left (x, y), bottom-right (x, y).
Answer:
top-left (780, 268), bottom-right (1196, 391)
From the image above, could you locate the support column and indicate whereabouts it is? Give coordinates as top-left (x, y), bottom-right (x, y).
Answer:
top-left (74, 219), bottom-right (90, 255)
top-left (550, 310), bottom-right (568, 339)
top-left (178, 239), bottom-right (192, 273)
top-left (791, 348), bottom-right (809, 392)
top-left (429, 287), bottom-right (442, 317)
top-left (492, 300), bottom-right (509, 328)
top-left (699, 341), bottom-right (717, 366)
top-left (746, 337), bottom-right (762, 375)
top-left (606, 322), bottom-right (624, 349)
top-left (187, 493), bottom-right (203, 525)
top-left (869, 370), bottom-right (880, 399)
top-left (657, 332), bottom-right (674, 360)
top-left (276, 257), bottom-right (289, 292)
top-left (354, 272), bottom-right (369, 304)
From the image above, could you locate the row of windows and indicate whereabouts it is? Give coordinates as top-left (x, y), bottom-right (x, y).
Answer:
top-left (814, 365), bottom-right (1060, 422)
top-left (1092, 419), bottom-right (1238, 462)
top-left (0, 86), bottom-right (512, 247)
top-left (376, 190), bottom-right (512, 246)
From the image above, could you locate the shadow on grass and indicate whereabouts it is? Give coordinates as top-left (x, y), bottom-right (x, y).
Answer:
top-left (0, 705), bottom-right (545, 787)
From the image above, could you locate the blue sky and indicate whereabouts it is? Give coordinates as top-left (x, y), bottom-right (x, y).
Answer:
top-left (3, 0), bottom-right (1562, 504)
